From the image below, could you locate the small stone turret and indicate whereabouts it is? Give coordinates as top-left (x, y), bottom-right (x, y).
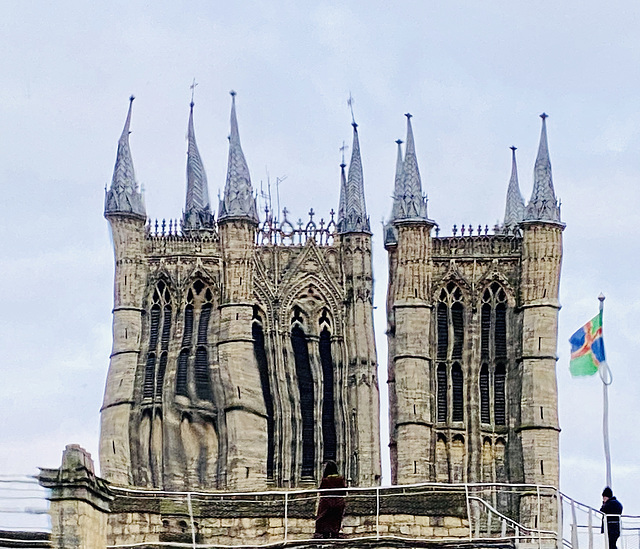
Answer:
top-left (519, 114), bottom-right (564, 492)
top-left (386, 114), bottom-right (436, 484)
top-left (216, 92), bottom-right (267, 490)
top-left (337, 121), bottom-right (381, 485)
top-left (100, 97), bottom-right (148, 485)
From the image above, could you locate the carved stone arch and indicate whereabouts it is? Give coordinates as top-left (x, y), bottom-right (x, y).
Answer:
top-left (279, 237), bottom-right (341, 295)
top-left (476, 270), bottom-right (516, 308)
top-left (182, 265), bottom-right (220, 296)
top-left (144, 270), bottom-right (176, 309)
top-left (433, 265), bottom-right (471, 303)
top-left (279, 274), bottom-right (343, 337)
top-left (253, 283), bottom-right (276, 333)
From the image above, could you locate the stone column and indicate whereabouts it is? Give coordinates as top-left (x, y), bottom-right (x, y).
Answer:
top-left (39, 445), bottom-right (113, 549)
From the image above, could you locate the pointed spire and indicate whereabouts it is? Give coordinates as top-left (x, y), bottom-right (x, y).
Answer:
top-left (338, 122), bottom-right (370, 233)
top-left (337, 159), bottom-right (347, 225)
top-left (503, 146), bottom-right (525, 230)
top-left (105, 96), bottom-right (145, 218)
top-left (524, 113), bottom-right (561, 222)
top-left (218, 91), bottom-right (258, 223)
top-left (391, 114), bottom-right (429, 221)
top-left (183, 98), bottom-right (213, 231)
top-left (390, 139), bottom-right (404, 220)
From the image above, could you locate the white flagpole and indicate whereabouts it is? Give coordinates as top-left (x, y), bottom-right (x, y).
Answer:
top-left (598, 293), bottom-right (613, 488)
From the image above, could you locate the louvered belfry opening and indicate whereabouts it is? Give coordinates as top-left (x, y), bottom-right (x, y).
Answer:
top-left (291, 309), bottom-right (315, 479)
top-left (435, 282), bottom-right (464, 424)
top-left (319, 309), bottom-right (336, 462)
top-left (252, 307), bottom-right (275, 480)
top-left (144, 281), bottom-right (171, 401)
top-left (175, 280), bottom-right (214, 402)
top-left (480, 282), bottom-right (508, 426)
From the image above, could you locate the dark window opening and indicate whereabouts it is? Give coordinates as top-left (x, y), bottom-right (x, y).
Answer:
top-left (480, 363), bottom-right (490, 423)
top-left (183, 306), bottom-right (194, 345)
top-left (176, 349), bottom-right (189, 397)
top-left (149, 305), bottom-right (161, 349)
top-left (143, 353), bottom-right (156, 398)
top-left (253, 321), bottom-right (275, 479)
top-left (194, 304), bottom-right (213, 401)
top-left (319, 328), bottom-right (336, 462)
top-left (481, 304), bottom-right (491, 359)
top-left (437, 363), bottom-right (447, 423)
top-left (494, 362), bottom-right (506, 425)
top-left (437, 303), bottom-right (448, 360)
top-left (291, 326), bottom-right (315, 477)
top-left (452, 363), bottom-right (464, 422)
top-left (156, 352), bottom-right (167, 397)
top-left (495, 303), bottom-right (507, 358)
top-left (451, 303), bottom-right (464, 359)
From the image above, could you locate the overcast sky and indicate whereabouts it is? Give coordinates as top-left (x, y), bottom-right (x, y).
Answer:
top-left (1, 0), bottom-right (639, 525)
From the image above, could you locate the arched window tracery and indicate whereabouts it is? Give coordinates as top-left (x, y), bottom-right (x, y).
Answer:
top-left (435, 282), bottom-right (465, 424)
top-left (175, 280), bottom-right (215, 402)
top-left (318, 308), bottom-right (336, 463)
top-left (252, 306), bottom-right (275, 480)
top-left (143, 280), bottom-right (172, 401)
top-left (290, 308), bottom-right (315, 478)
top-left (479, 282), bottom-right (508, 426)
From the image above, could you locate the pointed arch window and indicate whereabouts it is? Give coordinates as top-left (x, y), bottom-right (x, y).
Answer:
top-left (252, 307), bottom-right (275, 480)
top-left (143, 281), bottom-right (172, 401)
top-left (436, 282), bottom-right (465, 424)
top-left (319, 309), bottom-right (336, 463)
top-left (479, 282), bottom-right (508, 426)
top-left (175, 280), bottom-right (215, 402)
top-left (291, 310), bottom-right (315, 478)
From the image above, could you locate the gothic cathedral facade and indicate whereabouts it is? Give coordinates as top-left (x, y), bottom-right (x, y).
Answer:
top-left (100, 93), bottom-right (562, 494)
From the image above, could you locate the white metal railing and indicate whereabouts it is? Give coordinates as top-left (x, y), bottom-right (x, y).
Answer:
top-left (560, 493), bottom-right (640, 549)
top-left (104, 482), bottom-right (560, 549)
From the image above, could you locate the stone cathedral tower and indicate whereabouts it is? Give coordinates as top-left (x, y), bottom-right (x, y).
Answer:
top-left (385, 113), bottom-right (563, 491)
top-left (100, 93), bottom-right (381, 491)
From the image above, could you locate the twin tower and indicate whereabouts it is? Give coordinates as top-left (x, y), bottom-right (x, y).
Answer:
top-left (101, 93), bottom-right (563, 493)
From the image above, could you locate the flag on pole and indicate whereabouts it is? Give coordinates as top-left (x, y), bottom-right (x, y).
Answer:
top-left (569, 312), bottom-right (606, 377)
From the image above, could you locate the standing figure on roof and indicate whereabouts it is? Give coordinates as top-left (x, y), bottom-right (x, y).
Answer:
top-left (601, 487), bottom-right (623, 549)
top-left (315, 461), bottom-right (347, 539)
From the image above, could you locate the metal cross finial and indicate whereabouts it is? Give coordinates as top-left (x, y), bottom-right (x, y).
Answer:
top-left (129, 95), bottom-right (135, 103)
top-left (510, 145), bottom-right (517, 152)
top-left (230, 90), bottom-right (237, 97)
top-left (308, 208), bottom-right (315, 221)
top-left (405, 113), bottom-right (412, 119)
top-left (190, 78), bottom-right (198, 106)
top-left (340, 141), bottom-right (349, 165)
top-left (540, 112), bottom-right (548, 120)
top-left (396, 139), bottom-right (403, 145)
top-left (347, 93), bottom-right (356, 126)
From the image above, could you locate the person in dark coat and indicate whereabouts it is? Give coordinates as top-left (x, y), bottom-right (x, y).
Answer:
top-left (601, 487), bottom-right (623, 549)
top-left (315, 461), bottom-right (347, 538)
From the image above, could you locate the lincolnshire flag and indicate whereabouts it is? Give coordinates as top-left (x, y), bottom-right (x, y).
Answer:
top-left (569, 312), bottom-right (606, 376)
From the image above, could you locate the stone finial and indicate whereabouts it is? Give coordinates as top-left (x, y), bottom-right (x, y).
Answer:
top-left (104, 96), bottom-right (146, 218)
top-left (524, 113), bottom-right (561, 223)
top-left (218, 91), bottom-right (259, 222)
top-left (338, 122), bottom-right (370, 233)
top-left (183, 99), bottom-right (213, 231)
top-left (503, 146), bottom-right (525, 229)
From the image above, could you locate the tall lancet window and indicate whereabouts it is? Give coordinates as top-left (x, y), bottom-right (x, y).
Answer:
top-left (318, 309), bottom-right (336, 462)
top-left (143, 280), bottom-right (172, 401)
top-left (252, 306), bottom-right (275, 480)
top-left (435, 282), bottom-right (465, 424)
top-left (176, 279), bottom-right (214, 401)
top-left (480, 282), bottom-right (508, 426)
top-left (291, 306), bottom-right (315, 478)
